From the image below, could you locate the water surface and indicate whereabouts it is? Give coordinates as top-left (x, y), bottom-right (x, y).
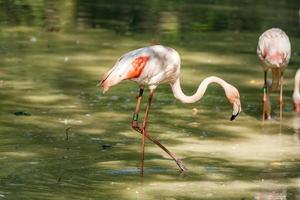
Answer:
top-left (0, 0), bottom-right (300, 199)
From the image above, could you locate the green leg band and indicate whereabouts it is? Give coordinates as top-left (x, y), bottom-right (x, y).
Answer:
top-left (263, 87), bottom-right (267, 93)
top-left (133, 113), bottom-right (138, 121)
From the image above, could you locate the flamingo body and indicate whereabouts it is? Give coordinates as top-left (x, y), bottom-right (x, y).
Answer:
top-left (99, 45), bottom-right (241, 174)
top-left (101, 45), bottom-right (241, 116)
top-left (101, 45), bottom-right (180, 92)
top-left (257, 28), bottom-right (291, 120)
top-left (257, 28), bottom-right (291, 70)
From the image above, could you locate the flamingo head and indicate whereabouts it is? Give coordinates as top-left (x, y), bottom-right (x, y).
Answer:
top-left (98, 63), bottom-right (130, 93)
top-left (98, 55), bottom-right (150, 93)
top-left (224, 84), bottom-right (242, 121)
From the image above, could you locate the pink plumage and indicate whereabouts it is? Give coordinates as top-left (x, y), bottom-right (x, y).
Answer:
top-left (99, 45), bottom-right (241, 175)
top-left (257, 28), bottom-right (291, 70)
top-left (100, 45), bottom-right (241, 117)
top-left (257, 28), bottom-right (291, 120)
top-left (293, 69), bottom-right (300, 112)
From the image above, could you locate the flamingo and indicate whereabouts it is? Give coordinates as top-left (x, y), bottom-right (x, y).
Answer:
top-left (257, 28), bottom-right (291, 120)
top-left (99, 45), bottom-right (241, 176)
top-left (293, 69), bottom-right (300, 112)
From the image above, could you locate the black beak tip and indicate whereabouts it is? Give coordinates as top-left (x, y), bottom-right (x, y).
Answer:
top-left (230, 113), bottom-right (239, 121)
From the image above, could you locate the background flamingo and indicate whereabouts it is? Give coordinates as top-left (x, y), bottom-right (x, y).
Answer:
top-left (99, 45), bottom-right (241, 176)
top-left (293, 69), bottom-right (300, 112)
top-left (257, 28), bottom-right (291, 120)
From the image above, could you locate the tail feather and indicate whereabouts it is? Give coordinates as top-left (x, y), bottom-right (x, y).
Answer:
top-left (269, 68), bottom-right (280, 92)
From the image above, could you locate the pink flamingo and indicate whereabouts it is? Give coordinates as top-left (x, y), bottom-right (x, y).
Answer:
top-left (99, 45), bottom-right (241, 175)
top-left (293, 69), bottom-right (300, 112)
top-left (257, 28), bottom-right (291, 120)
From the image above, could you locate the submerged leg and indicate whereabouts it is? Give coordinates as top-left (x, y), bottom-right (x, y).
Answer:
top-left (144, 132), bottom-right (187, 172)
top-left (279, 71), bottom-right (284, 120)
top-left (131, 88), bottom-right (187, 173)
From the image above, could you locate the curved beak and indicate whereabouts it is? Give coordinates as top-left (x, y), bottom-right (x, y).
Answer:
top-left (230, 100), bottom-right (241, 121)
top-left (230, 112), bottom-right (239, 121)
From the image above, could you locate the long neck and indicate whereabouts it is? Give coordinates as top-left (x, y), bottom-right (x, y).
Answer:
top-left (293, 69), bottom-right (300, 103)
top-left (171, 76), bottom-right (229, 103)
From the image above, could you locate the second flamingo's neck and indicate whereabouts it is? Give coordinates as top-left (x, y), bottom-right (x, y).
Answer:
top-left (171, 76), bottom-right (229, 104)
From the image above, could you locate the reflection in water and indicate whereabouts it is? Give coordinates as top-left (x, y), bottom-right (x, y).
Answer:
top-left (0, 0), bottom-right (300, 35)
top-left (255, 189), bottom-right (287, 200)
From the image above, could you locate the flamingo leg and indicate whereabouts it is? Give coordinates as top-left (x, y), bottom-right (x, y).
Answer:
top-left (263, 71), bottom-right (267, 120)
top-left (131, 88), bottom-right (187, 173)
top-left (140, 89), bottom-right (154, 176)
top-left (279, 71), bottom-right (284, 120)
top-left (132, 87), bottom-right (144, 132)
top-left (262, 70), bottom-right (271, 120)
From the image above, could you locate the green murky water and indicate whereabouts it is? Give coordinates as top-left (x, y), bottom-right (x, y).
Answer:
top-left (0, 0), bottom-right (300, 199)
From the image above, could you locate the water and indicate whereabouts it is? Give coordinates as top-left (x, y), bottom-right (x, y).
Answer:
top-left (0, 0), bottom-right (300, 199)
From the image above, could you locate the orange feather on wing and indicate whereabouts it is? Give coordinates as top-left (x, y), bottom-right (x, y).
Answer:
top-left (126, 56), bottom-right (149, 79)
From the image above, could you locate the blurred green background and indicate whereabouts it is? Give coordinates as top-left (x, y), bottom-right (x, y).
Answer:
top-left (0, 0), bottom-right (299, 199)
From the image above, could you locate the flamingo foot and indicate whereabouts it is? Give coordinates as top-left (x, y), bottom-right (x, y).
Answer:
top-left (176, 159), bottom-right (188, 172)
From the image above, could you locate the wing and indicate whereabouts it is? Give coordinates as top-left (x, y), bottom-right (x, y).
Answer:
top-left (126, 56), bottom-right (150, 79)
top-left (99, 47), bottom-right (152, 92)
